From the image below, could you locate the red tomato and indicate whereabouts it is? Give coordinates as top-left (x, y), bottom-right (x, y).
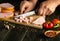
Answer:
top-left (53, 19), bottom-right (60, 25)
top-left (44, 23), bottom-right (49, 29)
top-left (44, 22), bottom-right (53, 29)
top-left (48, 23), bottom-right (54, 29)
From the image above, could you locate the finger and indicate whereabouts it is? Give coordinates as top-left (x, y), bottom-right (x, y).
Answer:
top-left (20, 1), bottom-right (24, 7)
top-left (39, 4), bottom-right (46, 16)
top-left (48, 10), bottom-right (52, 15)
top-left (20, 8), bottom-right (25, 14)
top-left (20, 4), bottom-right (26, 14)
top-left (42, 6), bottom-right (47, 16)
top-left (37, 7), bottom-right (44, 16)
top-left (24, 7), bottom-right (30, 13)
top-left (45, 8), bottom-right (50, 15)
top-left (20, 1), bottom-right (24, 12)
top-left (46, 9), bottom-right (52, 15)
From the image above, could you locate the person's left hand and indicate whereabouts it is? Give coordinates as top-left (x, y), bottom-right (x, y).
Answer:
top-left (37, 0), bottom-right (59, 16)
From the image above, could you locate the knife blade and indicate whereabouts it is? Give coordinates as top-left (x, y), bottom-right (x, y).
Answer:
top-left (14, 11), bottom-right (35, 17)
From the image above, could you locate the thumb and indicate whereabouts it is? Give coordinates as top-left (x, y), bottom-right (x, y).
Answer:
top-left (20, 7), bottom-right (25, 14)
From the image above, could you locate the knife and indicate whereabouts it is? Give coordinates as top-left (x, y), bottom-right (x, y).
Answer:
top-left (15, 11), bottom-right (35, 17)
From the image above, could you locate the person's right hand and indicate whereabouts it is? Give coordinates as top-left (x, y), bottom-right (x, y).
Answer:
top-left (20, 1), bottom-right (35, 14)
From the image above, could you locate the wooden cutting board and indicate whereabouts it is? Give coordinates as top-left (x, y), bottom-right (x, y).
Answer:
top-left (0, 15), bottom-right (43, 29)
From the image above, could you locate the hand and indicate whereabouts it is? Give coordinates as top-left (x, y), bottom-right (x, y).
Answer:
top-left (37, 0), bottom-right (59, 16)
top-left (20, 1), bottom-right (35, 14)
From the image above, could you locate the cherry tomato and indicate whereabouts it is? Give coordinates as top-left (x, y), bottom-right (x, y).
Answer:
top-left (44, 23), bottom-right (49, 29)
top-left (48, 23), bottom-right (54, 29)
top-left (44, 22), bottom-right (53, 29)
top-left (53, 19), bottom-right (60, 25)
